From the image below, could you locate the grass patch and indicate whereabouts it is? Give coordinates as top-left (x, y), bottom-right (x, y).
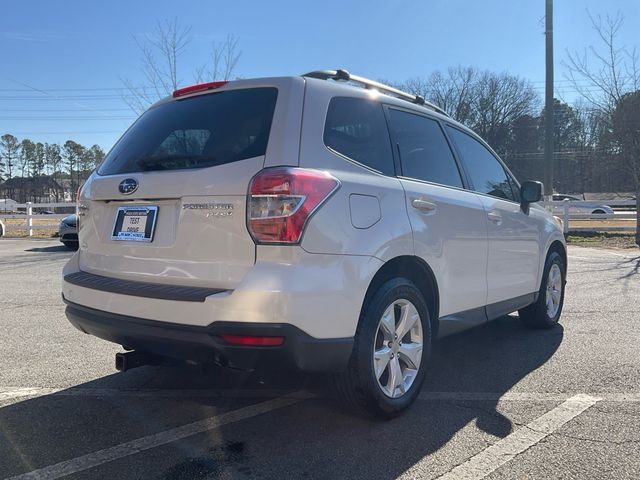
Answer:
top-left (1, 228), bottom-right (58, 238)
top-left (566, 232), bottom-right (638, 249)
top-left (1, 218), bottom-right (60, 238)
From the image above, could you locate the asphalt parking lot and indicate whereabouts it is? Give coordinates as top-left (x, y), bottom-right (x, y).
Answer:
top-left (1, 239), bottom-right (639, 480)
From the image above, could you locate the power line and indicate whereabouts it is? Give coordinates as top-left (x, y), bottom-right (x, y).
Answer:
top-left (3, 78), bottom-right (134, 120)
top-left (5, 130), bottom-right (124, 135)
top-left (0, 95), bottom-right (137, 100)
top-left (0, 108), bottom-right (133, 112)
top-left (0, 117), bottom-right (134, 121)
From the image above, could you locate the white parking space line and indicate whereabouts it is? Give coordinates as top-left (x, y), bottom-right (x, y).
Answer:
top-left (430, 394), bottom-right (599, 480)
top-left (0, 386), bottom-right (298, 404)
top-left (0, 388), bottom-right (45, 401)
top-left (419, 392), bottom-right (573, 402)
top-left (2, 387), bottom-right (639, 405)
top-left (6, 391), bottom-right (314, 480)
top-left (569, 248), bottom-right (633, 259)
top-left (418, 391), bottom-right (640, 402)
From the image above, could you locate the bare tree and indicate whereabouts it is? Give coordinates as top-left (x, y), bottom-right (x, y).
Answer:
top-left (402, 67), bottom-right (538, 154)
top-left (122, 19), bottom-right (242, 114)
top-left (612, 91), bottom-right (640, 245)
top-left (194, 34), bottom-right (242, 83)
top-left (564, 11), bottom-right (639, 113)
top-left (472, 71), bottom-right (539, 151)
top-left (431, 66), bottom-right (477, 123)
top-left (402, 67), bottom-right (477, 123)
top-left (122, 19), bottom-right (192, 114)
top-left (565, 10), bottom-right (640, 244)
top-left (570, 102), bottom-right (606, 193)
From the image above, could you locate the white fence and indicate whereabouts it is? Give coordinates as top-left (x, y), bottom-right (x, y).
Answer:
top-left (542, 200), bottom-right (637, 234)
top-left (0, 202), bottom-right (77, 237)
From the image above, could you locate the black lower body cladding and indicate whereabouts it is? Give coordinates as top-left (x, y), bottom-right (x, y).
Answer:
top-left (63, 298), bottom-right (353, 372)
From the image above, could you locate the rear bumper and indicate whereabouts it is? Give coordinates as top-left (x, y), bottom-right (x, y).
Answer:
top-left (64, 298), bottom-right (353, 372)
top-left (62, 248), bottom-right (383, 339)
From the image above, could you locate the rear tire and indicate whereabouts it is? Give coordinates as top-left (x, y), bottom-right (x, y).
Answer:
top-left (519, 251), bottom-right (565, 329)
top-left (330, 278), bottom-right (432, 418)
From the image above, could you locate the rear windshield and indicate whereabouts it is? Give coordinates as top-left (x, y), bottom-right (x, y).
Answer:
top-left (98, 87), bottom-right (278, 175)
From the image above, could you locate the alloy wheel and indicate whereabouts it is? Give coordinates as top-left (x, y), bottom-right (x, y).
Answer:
top-left (373, 299), bottom-right (424, 398)
top-left (546, 263), bottom-right (562, 318)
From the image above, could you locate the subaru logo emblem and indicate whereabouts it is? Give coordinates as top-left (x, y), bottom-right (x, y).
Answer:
top-left (118, 178), bottom-right (138, 195)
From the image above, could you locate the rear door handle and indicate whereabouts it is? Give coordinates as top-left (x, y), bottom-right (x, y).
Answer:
top-left (411, 199), bottom-right (437, 215)
top-left (487, 210), bottom-right (502, 225)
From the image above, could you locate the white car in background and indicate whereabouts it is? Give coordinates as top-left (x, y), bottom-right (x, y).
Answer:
top-left (62, 70), bottom-right (566, 417)
top-left (551, 194), bottom-right (614, 217)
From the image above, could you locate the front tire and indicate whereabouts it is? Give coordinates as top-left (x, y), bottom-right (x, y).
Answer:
top-left (330, 278), bottom-right (432, 418)
top-left (519, 251), bottom-right (565, 329)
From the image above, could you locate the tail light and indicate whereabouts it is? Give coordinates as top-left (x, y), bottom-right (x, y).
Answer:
top-left (221, 335), bottom-right (285, 346)
top-left (247, 167), bottom-right (340, 244)
top-left (76, 184), bottom-right (84, 230)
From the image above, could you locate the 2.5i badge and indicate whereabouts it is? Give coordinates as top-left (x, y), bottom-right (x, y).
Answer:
top-left (182, 203), bottom-right (233, 217)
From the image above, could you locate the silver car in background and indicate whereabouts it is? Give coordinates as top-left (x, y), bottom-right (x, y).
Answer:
top-left (59, 214), bottom-right (78, 250)
top-left (551, 194), bottom-right (614, 217)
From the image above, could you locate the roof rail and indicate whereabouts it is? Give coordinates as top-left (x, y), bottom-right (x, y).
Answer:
top-left (303, 69), bottom-right (449, 117)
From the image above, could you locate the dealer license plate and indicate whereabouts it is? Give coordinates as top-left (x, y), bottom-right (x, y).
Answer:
top-left (111, 206), bottom-right (158, 242)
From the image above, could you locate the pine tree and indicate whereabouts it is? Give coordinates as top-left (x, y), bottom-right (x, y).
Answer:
top-left (19, 139), bottom-right (36, 178)
top-left (0, 134), bottom-right (19, 180)
top-left (33, 142), bottom-right (46, 177)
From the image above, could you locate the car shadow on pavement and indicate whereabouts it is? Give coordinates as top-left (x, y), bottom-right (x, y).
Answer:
top-left (24, 245), bottom-right (70, 253)
top-left (0, 315), bottom-right (563, 479)
top-left (424, 315), bottom-right (564, 438)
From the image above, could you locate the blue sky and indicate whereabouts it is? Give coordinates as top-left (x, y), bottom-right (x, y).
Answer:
top-left (1, 0), bottom-right (638, 150)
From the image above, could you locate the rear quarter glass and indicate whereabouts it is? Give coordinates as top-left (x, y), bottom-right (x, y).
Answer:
top-left (98, 87), bottom-right (278, 175)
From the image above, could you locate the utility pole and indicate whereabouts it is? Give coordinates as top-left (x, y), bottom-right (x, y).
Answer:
top-left (544, 0), bottom-right (554, 198)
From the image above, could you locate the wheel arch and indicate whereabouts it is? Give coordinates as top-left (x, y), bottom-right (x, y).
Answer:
top-left (547, 239), bottom-right (567, 275)
top-left (361, 255), bottom-right (440, 338)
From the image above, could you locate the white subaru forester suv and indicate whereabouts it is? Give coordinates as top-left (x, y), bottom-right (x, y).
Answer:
top-left (62, 70), bottom-right (566, 417)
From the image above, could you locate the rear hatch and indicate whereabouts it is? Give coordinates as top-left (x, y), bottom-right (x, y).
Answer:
top-left (78, 80), bottom-right (302, 289)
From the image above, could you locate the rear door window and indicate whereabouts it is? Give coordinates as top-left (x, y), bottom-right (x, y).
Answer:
top-left (446, 126), bottom-right (518, 202)
top-left (324, 97), bottom-right (395, 176)
top-left (388, 109), bottom-right (463, 188)
top-left (98, 88), bottom-right (278, 175)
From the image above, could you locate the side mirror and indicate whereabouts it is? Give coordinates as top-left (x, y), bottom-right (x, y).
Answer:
top-left (520, 181), bottom-right (543, 213)
top-left (520, 181), bottom-right (543, 204)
